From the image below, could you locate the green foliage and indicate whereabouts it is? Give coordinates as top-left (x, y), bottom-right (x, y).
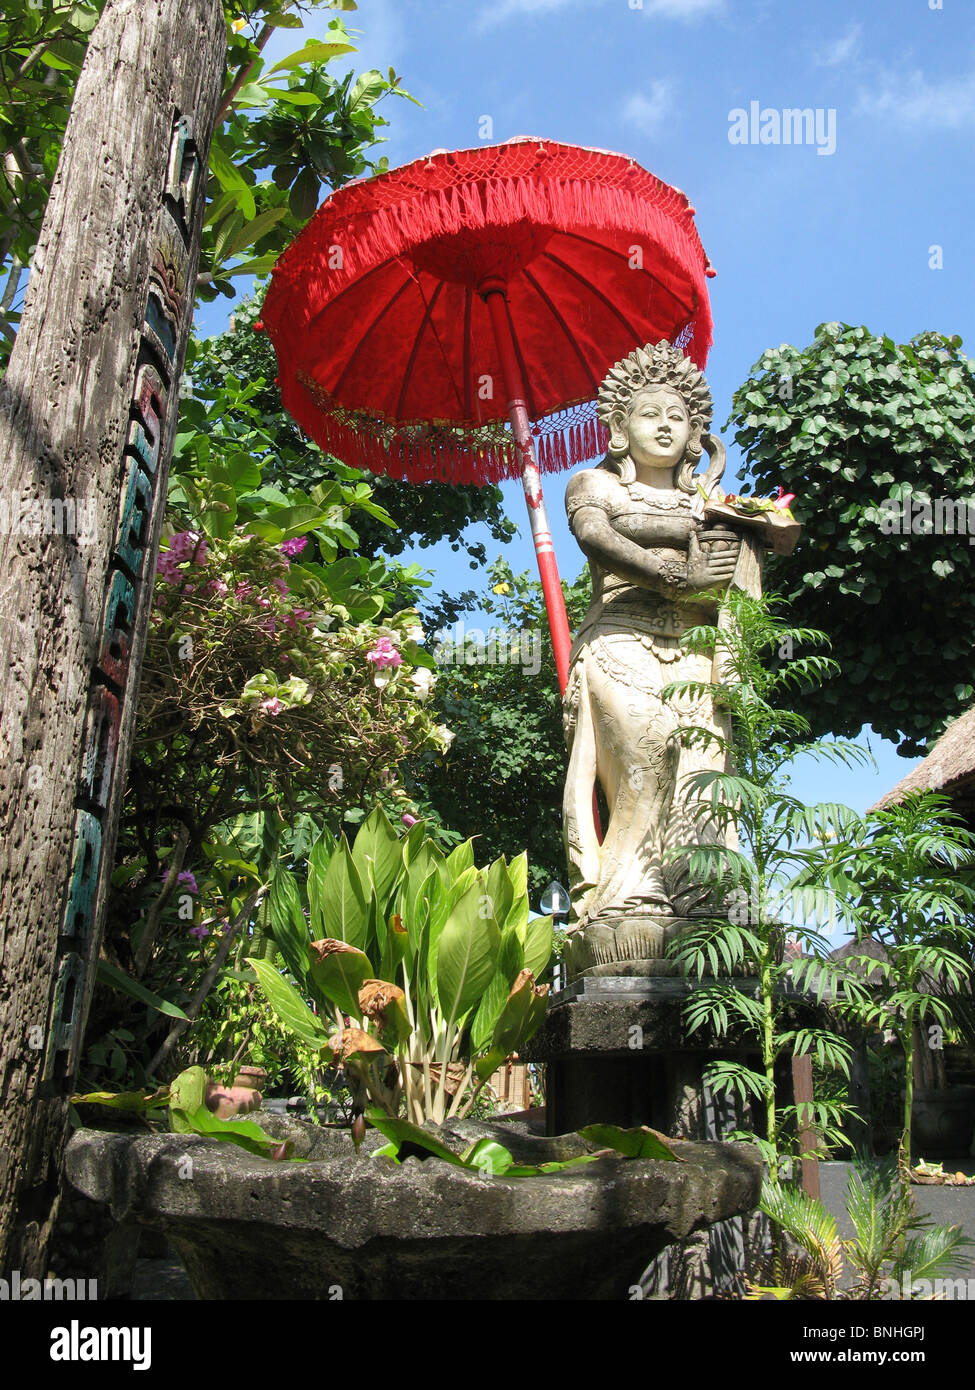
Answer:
top-left (206, 7), bottom-right (417, 299)
top-left (249, 807), bottom-right (554, 1124)
top-left (368, 1114), bottom-right (680, 1175)
top-left (410, 557), bottom-right (592, 901)
top-left (0, 0), bottom-right (108, 351)
top-left (750, 1160), bottom-right (972, 1300)
top-left (729, 324), bottom-right (975, 753)
top-left (802, 791), bottom-right (975, 1176)
top-left (0, 1), bottom-right (406, 366)
top-left (73, 1064), bottom-right (292, 1160)
top-left (662, 588), bottom-right (874, 1178)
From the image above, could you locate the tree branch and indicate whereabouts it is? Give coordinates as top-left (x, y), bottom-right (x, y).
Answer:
top-left (146, 886), bottom-right (266, 1077)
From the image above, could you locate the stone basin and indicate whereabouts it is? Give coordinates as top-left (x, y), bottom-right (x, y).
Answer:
top-left (65, 1114), bottom-right (761, 1300)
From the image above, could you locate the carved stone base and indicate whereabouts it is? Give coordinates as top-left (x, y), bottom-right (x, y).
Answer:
top-left (565, 915), bottom-right (702, 979)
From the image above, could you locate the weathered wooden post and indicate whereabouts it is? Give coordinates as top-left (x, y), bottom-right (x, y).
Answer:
top-left (0, 0), bottom-right (225, 1277)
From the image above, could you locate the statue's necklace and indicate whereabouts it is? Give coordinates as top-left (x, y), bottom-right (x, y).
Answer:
top-left (623, 481), bottom-right (689, 511)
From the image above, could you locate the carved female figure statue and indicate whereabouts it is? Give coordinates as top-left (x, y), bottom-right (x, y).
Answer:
top-left (562, 341), bottom-right (768, 979)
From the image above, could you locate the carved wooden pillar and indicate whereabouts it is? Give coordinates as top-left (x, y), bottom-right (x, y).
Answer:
top-left (0, 0), bottom-right (226, 1276)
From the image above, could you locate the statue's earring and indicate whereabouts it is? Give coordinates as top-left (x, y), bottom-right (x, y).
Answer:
top-left (607, 411), bottom-right (629, 457)
top-left (699, 433), bottom-right (727, 495)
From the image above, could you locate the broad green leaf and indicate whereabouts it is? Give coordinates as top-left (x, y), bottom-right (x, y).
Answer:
top-left (506, 850), bottom-right (528, 904)
top-left (169, 1066), bottom-right (207, 1114)
top-left (436, 880), bottom-right (502, 1025)
top-left (208, 139), bottom-right (256, 220)
top-left (266, 39), bottom-right (356, 75)
top-left (379, 913), bottom-right (408, 981)
top-left (490, 971), bottom-right (535, 1056)
top-left (223, 206), bottom-right (288, 259)
top-left (365, 1109), bottom-right (462, 1165)
top-left (320, 836), bottom-right (370, 949)
top-left (268, 88), bottom-right (322, 106)
top-left (471, 965), bottom-right (513, 1051)
top-left (443, 838), bottom-right (475, 883)
top-left (426, 865), bottom-right (479, 999)
top-left (578, 1124), bottom-right (684, 1162)
top-left (70, 1088), bottom-right (168, 1114)
top-left (96, 960), bottom-right (188, 1021)
top-left (349, 68), bottom-right (386, 110)
top-left (308, 940), bottom-right (373, 1019)
top-left (268, 869), bottom-right (311, 985)
top-left (307, 834), bottom-right (332, 935)
top-left (351, 806), bottom-right (403, 909)
top-left (475, 1045), bottom-right (507, 1081)
top-left (170, 1104), bottom-right (292, 1160)
top-left (485, 856), bottom-right (514, 934)
top-left (247, 956), bottom-right (328, 1048)
top-left (523, 914), bottom-right (554, 980)
top-left (459, 1137), bottom-right (514, 1176)
top-left (402, 818), bottom-right (427, 867)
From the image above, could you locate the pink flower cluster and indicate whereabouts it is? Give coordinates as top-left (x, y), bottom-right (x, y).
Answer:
top-left (157, 532), bottom-right (207, 584)
top-left (366, 637), bottom-right (402, 670)
top-left (280, 536), bottom-right (308, 558)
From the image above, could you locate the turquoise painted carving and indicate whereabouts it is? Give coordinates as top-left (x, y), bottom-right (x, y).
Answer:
top-left (47, 112), bottom-right (201, 1078)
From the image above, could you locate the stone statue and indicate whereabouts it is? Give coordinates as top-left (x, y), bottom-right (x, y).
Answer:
top-left (562, 341), bottom-right (795, 979)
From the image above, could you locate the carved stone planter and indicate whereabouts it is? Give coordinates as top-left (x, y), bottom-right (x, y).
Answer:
top-left (65, 1115), bottom-right (761, 1301)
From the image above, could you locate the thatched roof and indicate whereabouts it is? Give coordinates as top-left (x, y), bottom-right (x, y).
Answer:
top-left (872, 705), bottom-right (975, 810)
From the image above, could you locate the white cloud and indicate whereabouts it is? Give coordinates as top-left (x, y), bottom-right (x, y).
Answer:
top-left (476, 0), bottom-right (583, 32)
top-left (621, 82), bottom-right (674, 135)
top-left (640, 0), bottom-right (725, 19)
top-left (478, 0), bottom-right (721, 28)
top-left (814, 22), bottom-right (862, 68)
top-left (856, 65), bottom-right (975, 129)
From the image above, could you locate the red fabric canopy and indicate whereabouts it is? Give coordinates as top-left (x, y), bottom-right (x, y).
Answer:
top-left (262, 138), bottom-right (714, 485)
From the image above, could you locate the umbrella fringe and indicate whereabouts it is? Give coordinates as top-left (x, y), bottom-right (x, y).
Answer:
top-left (285, 382), bottom-right (612, 487)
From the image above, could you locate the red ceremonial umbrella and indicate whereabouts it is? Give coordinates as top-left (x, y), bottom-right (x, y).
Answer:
top-left (262, 137), bottom-right (715, 693)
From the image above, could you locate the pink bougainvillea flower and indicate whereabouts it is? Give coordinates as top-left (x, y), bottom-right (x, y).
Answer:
top-left (272, 578), bottom-right (289, 597)
top-left (280, 536), bottom-right (308, 558)
top-left (234, 582), bottom-right (253, 600)
top-left (774, 487), bottom-right (796, 510)
top-left (282, 608), bottom-right (313, 632)
top-left (260, 697), bottom-right (286, 716)
top-left (207, 579), bottom-right (229, 597)
top-left (156, 553), bottom-right (181, 584)
top-left (401, 813), bottom-right (418, 828)
top-left (256, 596), bottom-right (272, 609)
top-left (366, 636), bottom-right (402, 669)
top-left (258, 617), bottom-right (277, 635)
top-left (158, 531), bottom-right (208, 577)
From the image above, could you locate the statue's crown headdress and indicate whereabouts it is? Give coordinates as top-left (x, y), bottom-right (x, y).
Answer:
top-left (597, 340), bottom-right (712, 432)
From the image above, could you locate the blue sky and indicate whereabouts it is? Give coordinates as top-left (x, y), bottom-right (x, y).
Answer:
top-left (202, 0), bottom-right (975, 816)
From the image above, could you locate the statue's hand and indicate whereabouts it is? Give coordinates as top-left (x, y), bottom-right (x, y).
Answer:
top-left (686, 528), bottom-right (739, 593)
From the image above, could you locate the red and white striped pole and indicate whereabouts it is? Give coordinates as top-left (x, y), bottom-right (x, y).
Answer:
top-left (481, 281), bottom-right (572, 694)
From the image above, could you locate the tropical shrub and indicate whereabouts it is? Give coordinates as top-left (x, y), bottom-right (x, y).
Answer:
top-left (661, 588), bottom-right (873, 1178)
top-left (730, 324), bottom-right (975, 752)
top-left (749, 1160), bottom-right (971, 1300)
top-left (803, 791), bottom-right (975, 1177)
top-left (250, 807), bottom-right (554, 1124)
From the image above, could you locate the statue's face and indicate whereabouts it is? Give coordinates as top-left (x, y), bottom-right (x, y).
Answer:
top-left (625, 387), bottom-right (690, 471)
